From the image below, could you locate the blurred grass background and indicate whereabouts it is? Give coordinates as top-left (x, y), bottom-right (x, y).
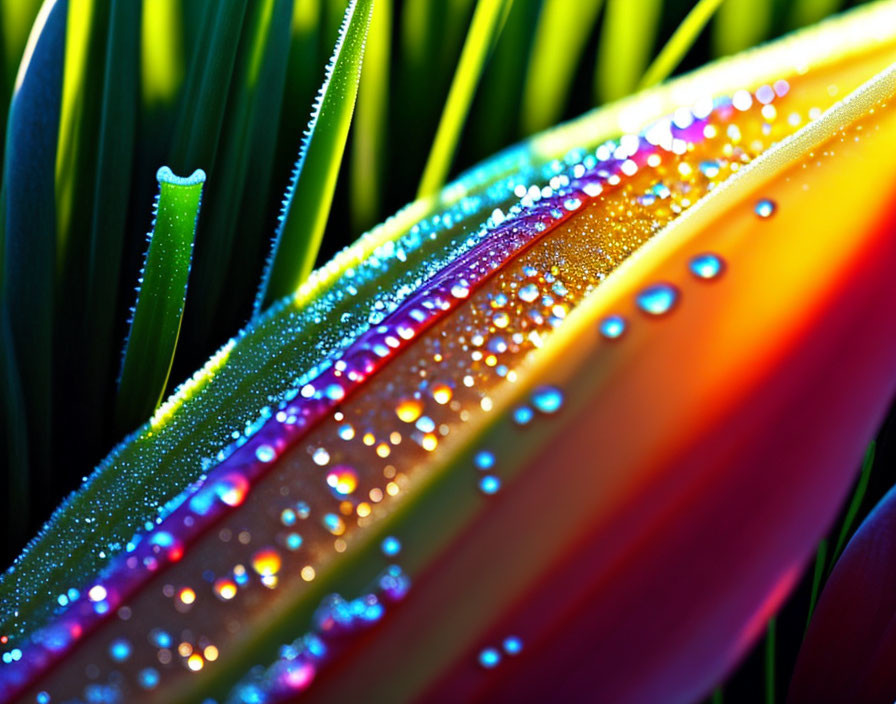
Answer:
top-left (0, 1), bottom-right (892, 701)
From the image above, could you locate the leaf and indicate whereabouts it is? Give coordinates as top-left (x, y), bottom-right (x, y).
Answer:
top-left (415, 0), bottom-right (514, 199)
top-left (594, 0), bottom-right (662, 102)
top-left (1, 0), bottom-right (67, 518)
top-left (789, 483), bottom-right (896, 702)
top-left (639, 0), bottom-right (727, 90)
top-left (255, 0), bottom-right (375, 312)
top-left (4, 8), bottom-right (896, 701)
top-left (115, 167), bottom-right (206, 433)
top-left (521, 0), bottom-right (604, 135)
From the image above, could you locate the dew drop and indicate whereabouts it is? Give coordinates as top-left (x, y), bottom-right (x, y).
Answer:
top-left (479, 647), bottom-right (501, 668)
top-left (251, 548), bottom-right (282, 577)
top-left (395, 398), bottom-right (423, 423)
top-left (636, 283), bottom-right (678, 315)
top-left (754, 198), bottom-right (776, 218)
top-left (108, 638), bottom-right (131, 662)
top-left (214, 578), bottom-right (237, 601)
top-left (381, 536), bottom-right (401, 556)
top-left (599, 315), bottom-right (626, 339)
top-left (479, 475), bottom-right (501, 495)
top-left (431, 383), bottom-right (453, 404)
top-left (689, 253), bottom-right (725, 280)
top-left (512, 405), bottom-right (534, 425)
top-left (503, 636), bottom-right (523, 655)
top-left (518, 283), bottom-right (539, 303)
top-left (326, 466), bottom-right (359, 496)
top-left (255, 444), bottom-right (275, 463)
top-left (532, 386), bottom-right (564, 414)
top-left (474, 450), bottom-right (496, 470)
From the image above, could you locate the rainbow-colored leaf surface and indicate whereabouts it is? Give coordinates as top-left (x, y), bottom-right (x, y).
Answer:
top-left (3, 3), bottom-right (896, 703)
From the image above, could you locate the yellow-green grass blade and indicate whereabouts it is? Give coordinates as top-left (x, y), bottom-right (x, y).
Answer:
top-left (416, 0), bottom-right (514, 199)
top-left (713, 0), bottom-right (772, 56)
top-left (256, 0), bottom-right (375, 311)
top-left (182, 0), bottom-right (295, 347)
top-left (80, 0), bottom-right (140, 460)
top-left (521, 0), bottom-right (604, 135)
top-left (1, 0), bottom-right (66, 519)
top-left (594, 0), bottom-right (663, 102)
top-left (350, 0), bottom-right (391, 232)
top-left (115, 168), bottom-right (206, 434)
top-left (140, 0), bottom-right (184, 108)
top-left (790, 0), bottom-right (844, 29)
top-left (0, 0), bottom-right (43, 166)
top-left (639, 0), bottom-right (728, 90)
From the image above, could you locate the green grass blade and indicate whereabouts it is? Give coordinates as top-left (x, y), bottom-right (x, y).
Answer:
top-left (115, 167), bottom-right (206, 433)
top-left (712, 0), bottom-right (772, 57)
top-left (521, 0), bottom-right (604, 135)
top-left (415, 0), bottom-right (514, 199)
top-left (595, 0), bottom-right (662, 103)
top-left (803, 538), bottom-right (828, 635)
top-left (183, 0), bottom-right (295, 345)
top-left (81, 0), bottom-right (140, 453)
top-left (0, 0), bottom-right (43, 166)
top-left (140, 0), bottom-right (185, 108)
top-left (765, 617), bottom-right (776, 704)
top-left (350, 0), bottom-right (391, 232)
top-left (639, 0), bottom-right (727, 89)
top-left (255, 0), bottom-right (375, 312)
top-left (2, 0), bottom-right (67, 517)
top-left (828, 440), bottom-right (876, 569)
top-left (169, 0), bottom-right (248, 174)
top-left (789, 0), bottom-right (843, 29)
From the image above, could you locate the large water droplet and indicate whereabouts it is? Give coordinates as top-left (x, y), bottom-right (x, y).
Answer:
top-left (636, 283), bottom-right (678, 315)
top-left (688, 253), bottom-right (725, 280)
top-left (532, 386), bottom-right (564, 414)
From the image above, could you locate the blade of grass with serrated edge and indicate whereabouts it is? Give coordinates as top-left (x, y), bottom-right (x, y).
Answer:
top-left (350, 0), bottom-right (390, 232)
top-left (115, 168), bottom-right (205, 434)
top-left (416, 0), bottom-right (514, 199)
top-left (255, 0), bottom-right (375, 312)
top-left (168, 0), bottom-right (248, 175)
top-left (828, 440), bottom-right (876, 570)
top-left (595, 0), bottom-right (663, 103)
top-left (80, 0), bottom-right (139, 459)
top-left (639, 0), bottom-right (727, 90)
top-left (521, 0), bottom-right (604, 136)
top-left (183, 0), bottom-right (295, 347)
top-left (713, 0), bottom-right (772, 57)
top-left (2, 0), bottom-right (67, 519)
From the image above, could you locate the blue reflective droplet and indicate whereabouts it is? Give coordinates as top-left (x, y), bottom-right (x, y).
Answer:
top-left (689, 253), bottom-right (725, 280)
top-left (532, 386), bottom-right (563, 414)
top-left (479, 647), bottom-right (501, 668)
top-left (636, 283), bottom-right (678, 315)
top-left (474, 450), bottom-right (495, 470)
top-left (512, 405), bottom-right (534, 425)
top-left (381, 536), bottom-right (401, 556)
top-left (503, 636), bottom-right (523, 655)
top-left (479, 475), bottom-right (501, 495)
top-left (255, 444), bottom-right (275, 463)
top-left (138, 668), bottom-right (160, 690)
top-left (599, 315), bottom-right (626, 339)
top-left (754, 198), bottom-right (776, 218)
top-left (109, 638), bottom-right (131, 662)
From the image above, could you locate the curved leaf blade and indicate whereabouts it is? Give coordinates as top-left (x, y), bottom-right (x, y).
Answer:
top-left (256, 0), bottom-right (375, 312)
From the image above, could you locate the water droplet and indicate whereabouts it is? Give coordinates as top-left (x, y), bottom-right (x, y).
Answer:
top-left (479, 475), bottom-right (501, 495)
top-left (395, 398), bottom-right (423, 423)
top-left (381, 536), bottom-right (401, 556)
top-left (323, 513), bottom-right (346, 536)
top-left (513, 405), bottom-right (534, 425)
top-left (503, 636), bottom-right (523, 655)
top-left (474, 450), bottom-right (495, 470)
top-left (108, 638), bottom-right (131, 662)
top-left (214, 578), bottom-right (237, 601)
top-left (431, 383), bottom-right (453, 404)
top-left (532, 386), bottom-right (564, 414)
top-left (251, 548), bottom-right (281, 577)
top-left (492, 311), bottom-right (510, 328)
top-left (138, 668), bottom-right (160, 690)
top-left (479, 647), bottom-right (501, 668)
top-left (599, 315), bottom-right (626, 339)
top-left (255, 444), bottom-right (275, 463)
top-left (326, 466), bottom-right (358, 496)
top-left (518, 283), bottom-right (540, 303)
top-left (214, 474), bottom-right (250, 506)
top-left (312, 447), bottom-right (330, 466)
top-left (636, 283), bottom-right (678, 315)
top-left (689, 253), bottom-right (725, 280)
top-left (754, 198), bottom-right (776, 218)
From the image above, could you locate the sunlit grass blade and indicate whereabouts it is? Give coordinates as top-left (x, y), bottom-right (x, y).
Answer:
top-left (713, 0), bottom-right (772, 56)
top-left (255, 0), bottom-right (375, 312)
top-left (828, 440), bottom-right (876, 569)
top-left (1, 0), bottom-right (67, 517)
top-left (350, 0), bottom-right (391, 232)
top-left (140, 0), bottom-right (184, 108)
top-left (169, 0), bottom-right (248, 174)
top-left (115, 167), bottom-right (205, 433)
top-left (0, 0), bottom-right (43, 165)
top-left (789, 0), bottom-right (843, 29)
top-left (183, 0), bottom-right (294, 345)
top-left (521, 0), bottom-right (604, 135)
top-left (594, 0), bottom-right (662, 103)
top-left (81, 0), bottom-right (140, 454)
top-left (639, 0), bottom-right (727, 89)
top-left (415, 0), bottom-right (514, 199)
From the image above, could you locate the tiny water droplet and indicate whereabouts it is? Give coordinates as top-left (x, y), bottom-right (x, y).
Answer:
top-left (689, 253), bottom-right (725, 280)
top-left (532, 386), bottom-right (563, 414)
top-left (479, 475), bottom-right (501, 495)
top-left (599, 315), bottom-right (626, 339)
top-left (754, 198), bottom-right (776, 218)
